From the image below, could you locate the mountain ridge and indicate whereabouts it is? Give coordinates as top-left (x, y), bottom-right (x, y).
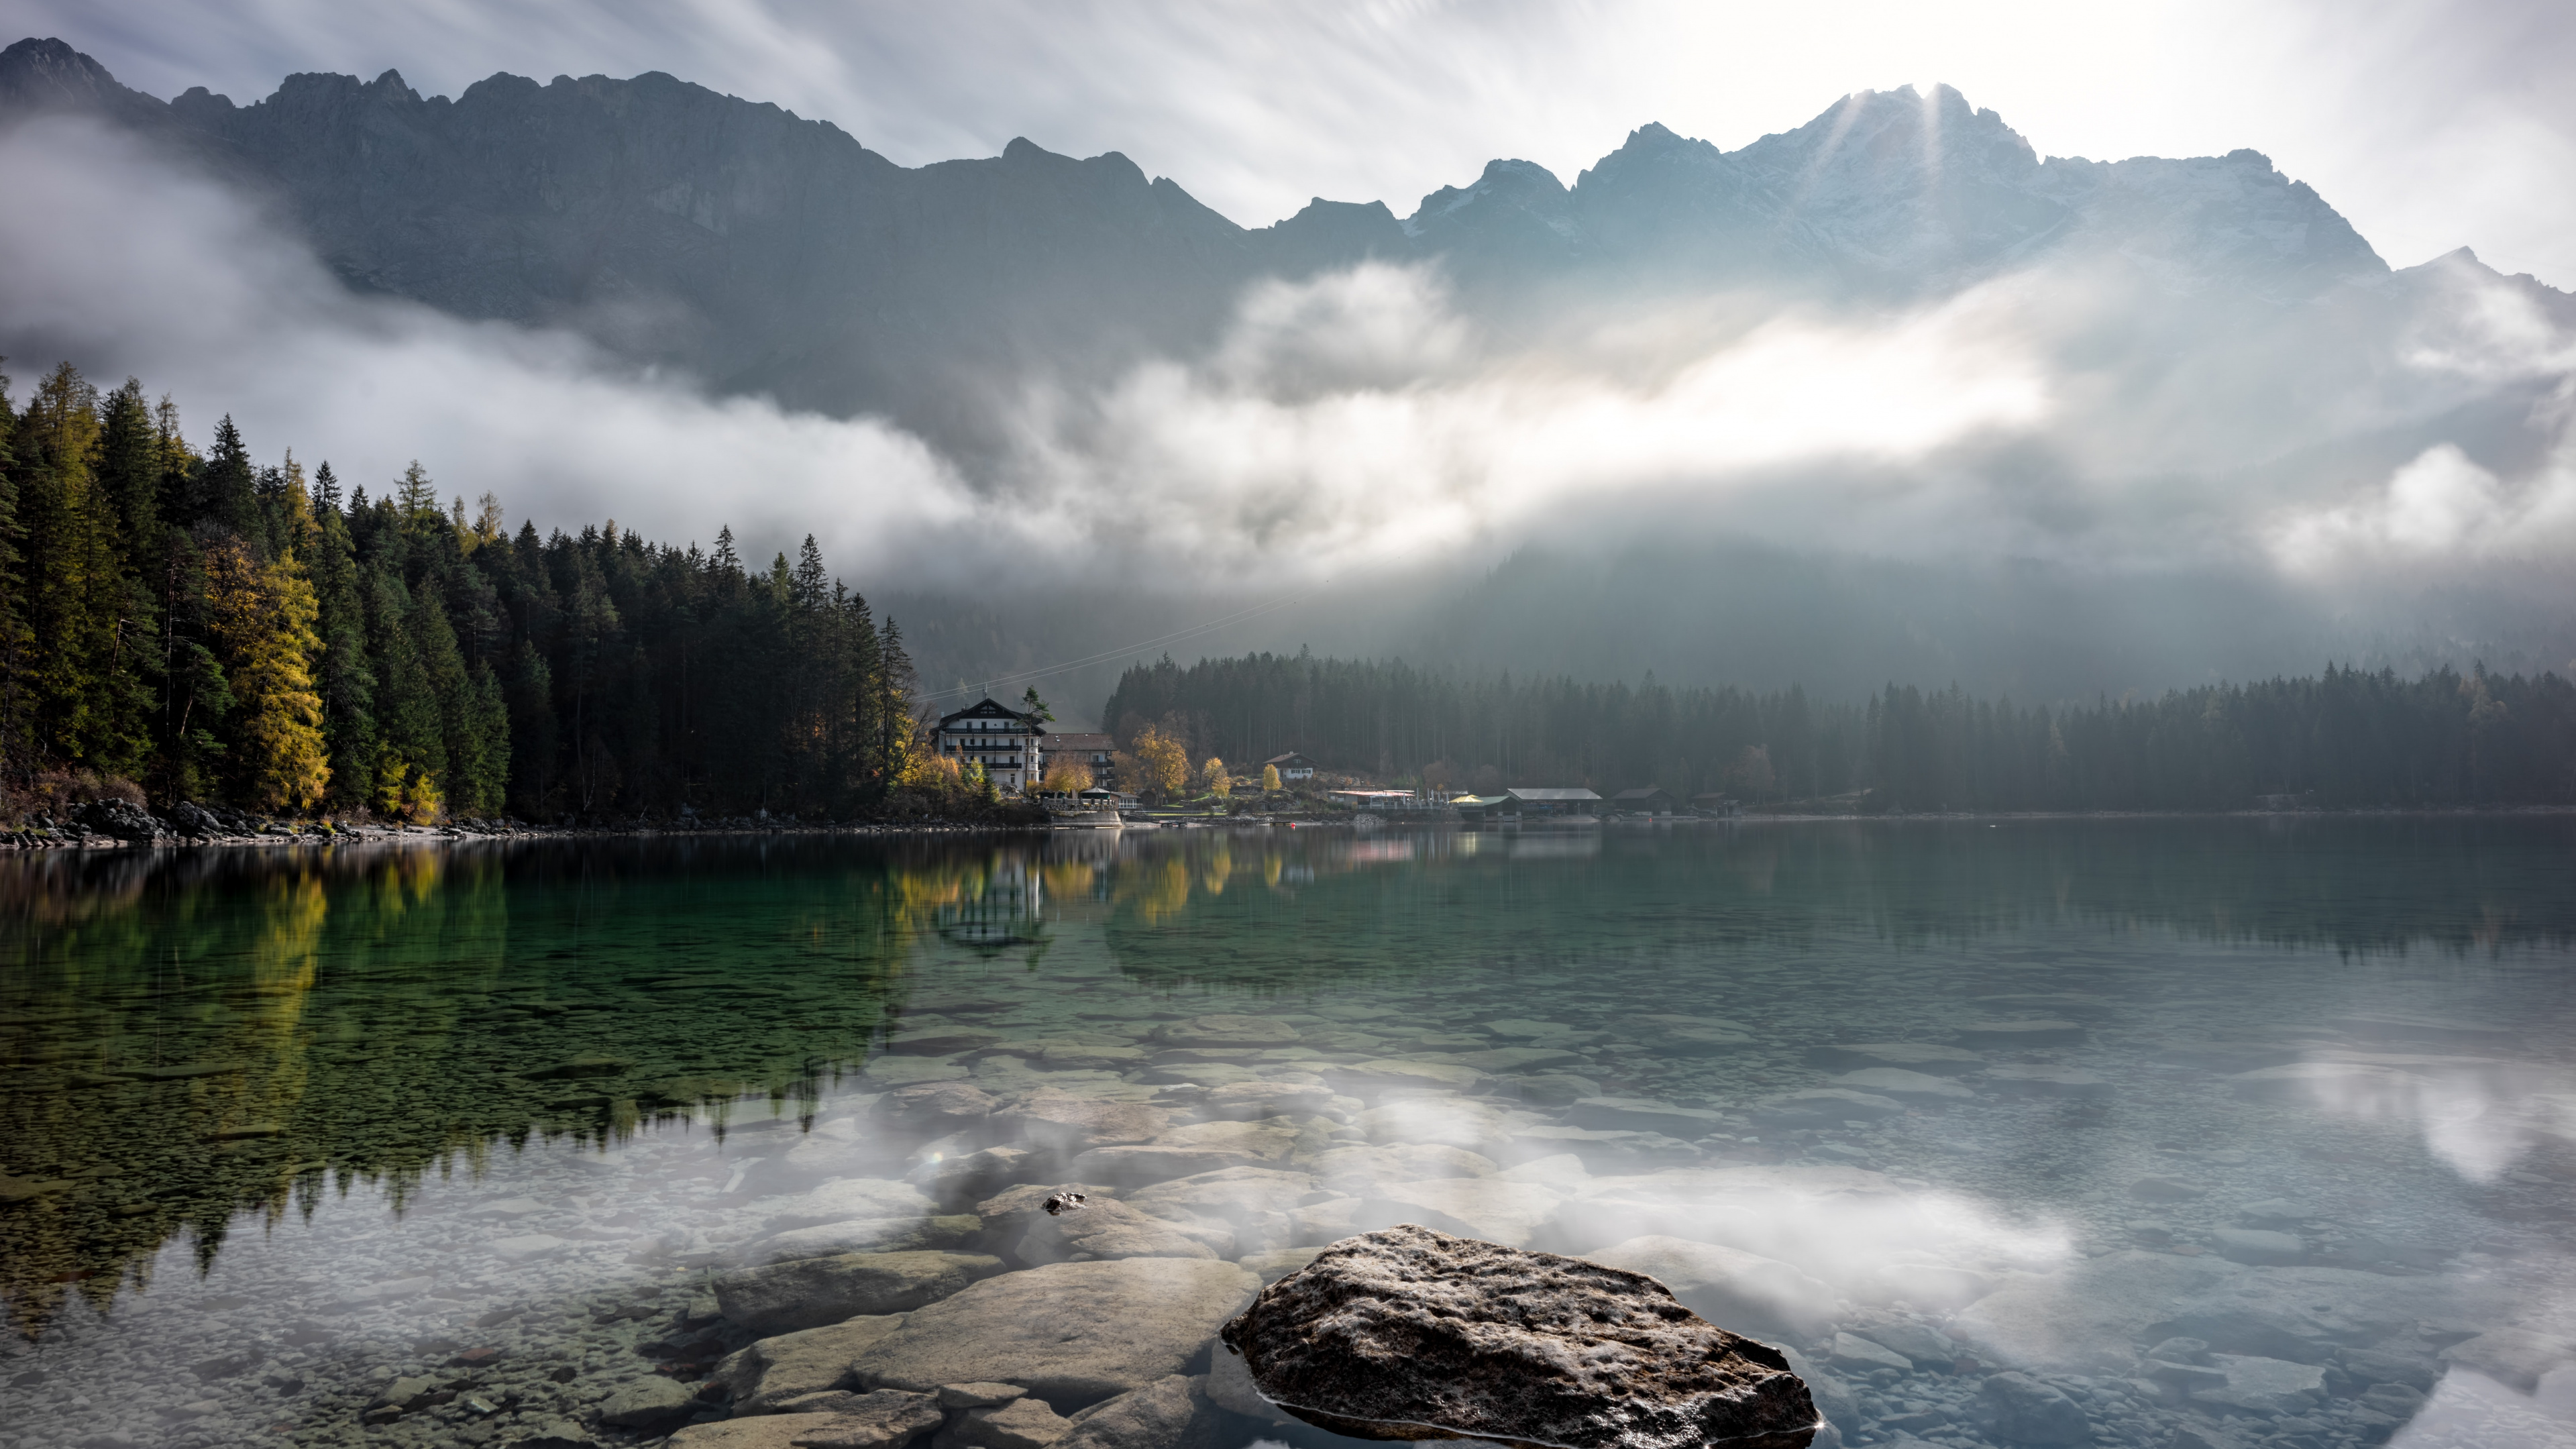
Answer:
top-left (0, 36), bottom-right (2413, 444)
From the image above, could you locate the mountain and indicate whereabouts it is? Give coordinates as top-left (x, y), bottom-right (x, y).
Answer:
top-left (0, 38), bottom-right (2392, 441)
top-left (7, 36), bottom-right (2571, 716)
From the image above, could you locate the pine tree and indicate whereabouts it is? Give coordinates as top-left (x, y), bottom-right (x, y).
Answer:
top-left (197, 415), bottom-right (263, 548)
top-left (306, 467), bottom-right (378, 807)
top-left (367, 572), bottom-right (445, 820)
top-left (0, 364), bottom-right (30, 780)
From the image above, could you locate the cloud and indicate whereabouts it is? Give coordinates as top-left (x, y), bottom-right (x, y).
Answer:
top-left (7, 102), bottom-right (2576, 619)
top-left (0, 115), bottom-right (978, 580)
top-left (19, 0), bottom-right (2576, 284)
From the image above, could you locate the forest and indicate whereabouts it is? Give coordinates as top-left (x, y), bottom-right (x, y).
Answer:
top-left (1102, 650), bottom-right (2576, 811)
top-left (10, 360), bottom-right (2571, 823)
top-left (0, 363), bottom-right (1002, 822)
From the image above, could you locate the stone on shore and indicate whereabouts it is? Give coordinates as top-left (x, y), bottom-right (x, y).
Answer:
top-left (1221, 1224), bottom-right (1819, 1449)
top-left (851, 1258), bottom-right (1261, 1403)
top-left (716, 1317), bottom-right (911, 1412)
top-left (716, 1252), bottom-right (1005, 1336)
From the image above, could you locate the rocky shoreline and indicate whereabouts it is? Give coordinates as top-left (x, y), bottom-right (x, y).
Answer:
top-left (0, 798), bottom-right (1051, 851)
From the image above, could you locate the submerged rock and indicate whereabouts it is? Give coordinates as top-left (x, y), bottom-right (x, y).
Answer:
top-left (715, 1251), bottom-right (1004, 1336)
top-left (1221, 1224), bottom-right (1819, 1449)
top-left (1055, 1374), bottom-right (1227, 1449)
top-left (715, 1316), bottom-right (910, 1413)
top-left (850, 1258), bottom-right (1261, 1402)
top-left (1972, 1372), bottom-right (2089, 1445)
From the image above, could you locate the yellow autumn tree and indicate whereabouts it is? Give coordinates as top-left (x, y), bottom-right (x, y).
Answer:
top-left (205, 538), bottom-right (330, 812)
top-left (1041, 759), bottom-right (1093, 793)
top-left (1262, 763), bottom-right (1282, 792)
top-left (1128, 724), bottom-right (1189, 802)
top-left (1201, 757), bottom-right (1230, 798)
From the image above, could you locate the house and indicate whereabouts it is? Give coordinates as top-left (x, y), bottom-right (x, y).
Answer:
top-left (1503, 787), bottom-right (1603, 818)
top-left (1610, 787), bottom-right (1678, 816)
top-left (1040, 731), bottom-right (1118, 791)
top-left (932, 698), bottom-right (1044, 793)
top-left (1265, 751), bottom-right (1318, 783)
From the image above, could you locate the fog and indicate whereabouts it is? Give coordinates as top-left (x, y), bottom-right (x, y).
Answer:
top-left (5, 108), bottom-right (2575, 710)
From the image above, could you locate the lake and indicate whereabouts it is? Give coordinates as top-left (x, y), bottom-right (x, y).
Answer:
top-left (1, 818), bottom-right (2573, 1449)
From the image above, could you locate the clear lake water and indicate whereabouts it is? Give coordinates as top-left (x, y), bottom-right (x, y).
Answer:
top-left (2, 818), bottom-right (2573, 1449)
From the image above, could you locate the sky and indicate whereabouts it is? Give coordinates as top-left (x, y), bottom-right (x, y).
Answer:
top-left (1, 0), bottom-right (2571, 685)
top-left (7, 0), bottom-right (2575, 286)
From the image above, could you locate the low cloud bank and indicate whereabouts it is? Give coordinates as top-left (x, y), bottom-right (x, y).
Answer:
top-left (5, 113), bottom-right (2575, 634)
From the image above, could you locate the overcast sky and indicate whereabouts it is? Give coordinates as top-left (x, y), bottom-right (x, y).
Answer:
top-left (9, 0), bottom-right (2575, 286)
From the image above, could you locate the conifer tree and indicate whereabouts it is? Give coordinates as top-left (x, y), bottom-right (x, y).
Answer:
top-left (305, 464), bottom-right (378, 806)
top-left (205, 535), bottom-right (329, 811)
top-left (197, 415), bottom-right (263, 548)
top-left (0, 365), bottom-right (29, 777)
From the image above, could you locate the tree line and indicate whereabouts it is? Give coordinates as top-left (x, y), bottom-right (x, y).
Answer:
top-left (0, 363), bottom-right (1004, 822)
top-left (1102, 650), bottom-right (2576, 810)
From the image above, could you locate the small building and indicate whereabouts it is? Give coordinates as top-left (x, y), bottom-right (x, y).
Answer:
top-left (1042, 731), bottom-right (1118, 790)
top-left (932, 698), bottom-right (1044, 793)
top-left (1265, 751), bottom-right (1319, 783)
top-left (1691, 792), bottom-right (1742, 817)
top-left (1327, 788), bottom-right (1424, 812)
top-left (1504, 787), bottom-right (1602, 818)
top-left (1610, 787), bottom-right (1678, 816)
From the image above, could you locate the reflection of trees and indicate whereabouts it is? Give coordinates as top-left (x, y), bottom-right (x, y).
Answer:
top-left (1097, 819), bottom-right (2576, 990)
top-left (0, 841), bottom-right (930, 1338)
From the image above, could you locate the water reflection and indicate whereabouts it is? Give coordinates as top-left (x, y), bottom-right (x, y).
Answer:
top-left (0, 820), bottom-right (2569, 1449)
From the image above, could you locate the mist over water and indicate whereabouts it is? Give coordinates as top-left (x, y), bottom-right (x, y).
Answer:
top-left (3, 820), bottom-right (2572, 1448)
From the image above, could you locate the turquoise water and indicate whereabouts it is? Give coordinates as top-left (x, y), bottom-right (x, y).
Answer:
top-left (1, 820), bottom-right (2573, 1449)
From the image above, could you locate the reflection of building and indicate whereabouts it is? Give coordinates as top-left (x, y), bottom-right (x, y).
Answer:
top-left (1042, 732), bottom-right (1118, 790)
top-left (934, 698), bottom-right (1044, 792)
top-left (1265, 751), bottom-right (1318, 782)
top-left (1609, 787), bottom-right (1678, 816)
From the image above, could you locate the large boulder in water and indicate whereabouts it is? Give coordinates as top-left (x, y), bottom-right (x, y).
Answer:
top-left (1220, 1225), bottom-right (1819, 1449)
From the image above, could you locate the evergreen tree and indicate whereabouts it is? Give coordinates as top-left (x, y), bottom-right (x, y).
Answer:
top-left (205, 536), bottom-right (329, 810)
top-left (0, 365), bottom-right (29, 780)
top-left (305, 466), bottom-right (378, 807)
